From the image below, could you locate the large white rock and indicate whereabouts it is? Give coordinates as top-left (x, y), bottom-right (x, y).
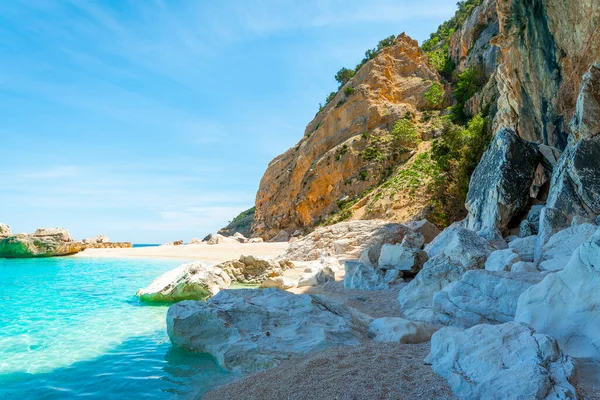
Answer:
top-left (167, 289), bottom-right (373, 373)
top-left (136, 262), bottom-right (231, 302)
top-left (368, 317), bottom-right (438, 344)
top-left (218, 255), bottom-right (294, 284)
top-left (426, 322), bottom-right (577, 400)
top-left (285, 220), bottom-right (412, 261)
top-left (484, 248), bottom-right (520, 271)
top-left (538, 222), bottom-right (597, 271)
top-left (508, 235), bottom-right (537, 262)
top-left (344, 261), bottom-right (388, 291)
top-left (378, 243), bottom-right (428, 274)
top-left (516, 227), bottom-right (600, 358)
top-left (259, 276), bottom-right (297, 290)
top-left (433, 270), bottom-right (543, 328)
top-left (511, 261), bottom-right (539, 273)
top-left (298, 266), bottom-right (335, 287)
top-left (398, 227), bottom-right (493, 321)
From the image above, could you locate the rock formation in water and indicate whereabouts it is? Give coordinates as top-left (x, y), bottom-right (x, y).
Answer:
top-left (0, 228), bottom-right (84, 258)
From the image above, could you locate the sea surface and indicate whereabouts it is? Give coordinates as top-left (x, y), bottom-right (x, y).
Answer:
top-left (0, 257), bottom-right (235, 400)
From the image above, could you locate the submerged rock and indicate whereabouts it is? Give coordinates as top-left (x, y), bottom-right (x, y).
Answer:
top-left (516, 227), bottom-right (600, 358)
top-left (426, 322), bottom-right (577, 400)
top-left (137, 262), bottom-right (231, 302)
top-left (167, 289), bottom-right (372, 373)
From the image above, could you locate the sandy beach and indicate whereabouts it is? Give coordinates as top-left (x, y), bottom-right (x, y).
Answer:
top-left (73, 242), bottom-right (289, 263)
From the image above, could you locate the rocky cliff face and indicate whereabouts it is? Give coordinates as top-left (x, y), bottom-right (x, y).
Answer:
top-left (253, 34), bottom-right (446, 239)
top-left (455, 0), bottom-right (600, 149)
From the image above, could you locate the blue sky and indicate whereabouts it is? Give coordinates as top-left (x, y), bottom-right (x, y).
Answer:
top-left (0, 0), bottom-right (455, 243)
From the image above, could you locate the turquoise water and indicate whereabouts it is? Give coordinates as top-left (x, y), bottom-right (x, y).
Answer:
top-left (0, 257), bottom-right (235, 400)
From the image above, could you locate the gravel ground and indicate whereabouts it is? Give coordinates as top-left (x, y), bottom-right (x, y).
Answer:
top-left (202, 342), bottom-right (456, 400)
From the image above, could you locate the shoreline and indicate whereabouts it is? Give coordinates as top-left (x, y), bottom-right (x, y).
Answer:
top-left (73, 242), bottom-right (289, 264)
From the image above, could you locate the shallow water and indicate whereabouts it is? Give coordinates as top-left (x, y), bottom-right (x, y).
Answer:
top-left (0, 257), bottom-right (235, 399)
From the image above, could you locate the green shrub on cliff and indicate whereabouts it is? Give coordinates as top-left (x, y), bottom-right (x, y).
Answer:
top-left (425, 83), bottom-right (445, 109)
top-left (392, 118), bottom-right (419, 149)
top-left (451, 66), bottom-right (487, 123)
top-left (335, 68), bottom-right (355, 87)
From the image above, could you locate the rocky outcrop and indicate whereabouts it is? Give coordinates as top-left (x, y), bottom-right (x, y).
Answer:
top-left (218, 207), bottom-right (255, 238)
top-left (464, 128), bottom-right (539, 233)
top-left (516, 227), bottom-right (600, 358)
top-left (252, 34), bottom-right (446, 238)
top-left (344, 261), bottom-right (388, 291)
top-left (397, 226), bottom-right (494, 321)
top-left (137, 255), bottom-right (294, 302)
top-left (0, 228), bottom-right (84, 258)
top-left (285, 220), bottom-right (411, 261)
top-left (137, 262), bottom-right (231, 302)
top-left (0, 223), bottom-right (12, 237)
top-left (426, 322), bottom-right (577, 399)
top-left (537, 222), bottom-right (597, 271)
top-left (82, 235), bottom-right (110, 244)
top-left (484, 248), bottom-right (520, 271)
top-left (432, 270), bottom-right (543, 328)
top-left (82, 242), bottom-right (133, 249)
top-left (167, 289), bottom-right (373, 373)
top-left (368, 317), bottom-right (437, 344)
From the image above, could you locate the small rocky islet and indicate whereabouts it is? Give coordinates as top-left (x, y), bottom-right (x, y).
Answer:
top-left (6, 0), bottom-right (600, 398)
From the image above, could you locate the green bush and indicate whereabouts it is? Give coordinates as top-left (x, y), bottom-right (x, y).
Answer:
top-left (335, 68), bottom-right (355, 87)
top-left (392, 119), bottom-right (419, 149)
top-left (425, 83), bottom-right (445, 109)
top-left (451, 66), bottom-right (487, 123)
top-left (325, 91), bottom-right (337, 104)
top-left (362, 145), bottom-right (382, 161)
top-left (344, 86), bottom-right (356, 96)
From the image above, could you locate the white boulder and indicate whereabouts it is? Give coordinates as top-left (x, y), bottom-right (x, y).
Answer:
top-left (508, 235), bottom-right (537, 262)
top-left (538, 222), bottom-right (597, 271)
top-left (298, 266), bottom-right (335, 287)
top-left (167, 289), bottom-right (373, 373)
top-left (136, 262), bottom-right (231, 302)
top-left (344, 261), bottom-right (388, 291)
top-left (432, 270), bottom-right (543, 328)
top-left (484, 248), bottom-right (520, 271)
top-left (516, 227), bottom-right (600, 358)
top-left (511, 261), bottom-right (539, 273)
top-left (378, 243), bottom-right (428, 274)
top-left (368, 317), bottom-right (437, 344)
top-left (426, 322), bottom-right (577, 400)
top-left (207, 234), bottom-right (239, 245)
top-left (259, 276), bottom-right (297, 290)
top-left (398, 227), bottom-right (493, 321)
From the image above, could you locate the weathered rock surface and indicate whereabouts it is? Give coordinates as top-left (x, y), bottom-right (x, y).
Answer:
top-left (218, 255), bottom-right (294, 285)
top-left (569, 62), bottom-right (600, 143)
top-left (206, 234), bottom-right (239, 245)
top-left (426, 322), bottom-right (577, 400)
top-left (137, 262), bottom-right (231, 302)
top-left (368, 317), bottom-right (437, 344)
top-left (516, 227), bottom-right (600, 358)
top-left (405, 219), bottom-right (440, 244)
top-left (534, 207), bottom-right (569, 265)
top-left (344, 261), bottom-right (388, 291)
top-left (259, 276), bottom-right (297, 290)
top-left (484, 248), bottom-right (520, 272)
top-left (83, 241), bottom-right (132, 249)
top-left (285, 220), bottom-right (411, 261)
top-left (252, 34), bottom-right (446, 239)
top-left (538, 222), bottom-right (597, 272)
top-left (511, 261), bottom-right (539, 273)
top-left (297, 266), bottom-right (335, 288)
top-left (508, 235), bottom-right (537, 262)
top-left (167, 289), bottom-right (372, 373)
top-left (0, 233), bottom-right (84, 258)
top-left (519, 205), bottom-right (544, 237)
top-left (82, 235), bottom-right (110, 244)
top-left (432, 270), bottom-right (543, 328)
top-left (464, 128), bottom-right (539, 233)
top-left (398, 227), bottom-right (493, 321)
top-left (188, 237), bottom-right (203, 245)
top-left (270, 230), bottom-right (290, 243)
top-left (0, 223), bottom-right (11, 237)
top-left (378, 242), bottom-right (428, 275)
top-left (33, 228), bottom-right (73, 242)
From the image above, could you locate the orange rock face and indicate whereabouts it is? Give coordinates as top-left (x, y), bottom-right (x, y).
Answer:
top-left (252, 34), bottom-right (446, 239)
